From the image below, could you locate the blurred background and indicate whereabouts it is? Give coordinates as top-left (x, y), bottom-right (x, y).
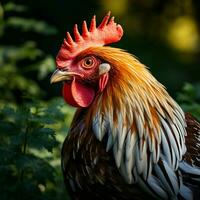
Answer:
top-left (0, 0), bottom-right (200, 199)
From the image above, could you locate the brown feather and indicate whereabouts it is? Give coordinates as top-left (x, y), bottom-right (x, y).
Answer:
top-left (62, 110), bottom-right (155, 200)
top-left (184, 113), bottom-right (200, 167)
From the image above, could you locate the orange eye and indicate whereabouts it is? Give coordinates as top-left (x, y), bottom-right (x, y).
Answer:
top-left (81, 56), bottom-right (95, 69)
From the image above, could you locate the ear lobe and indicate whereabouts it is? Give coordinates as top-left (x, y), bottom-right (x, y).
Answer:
top-left (99, 73), bottom-right (109, 92)
top-left (99, 63), bottom-right (110, 75)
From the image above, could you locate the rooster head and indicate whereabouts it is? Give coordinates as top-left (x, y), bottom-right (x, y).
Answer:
top-left (50, 12), bottom-right (123, 107)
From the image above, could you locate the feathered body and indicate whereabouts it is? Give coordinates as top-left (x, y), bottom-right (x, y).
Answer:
top-left (51, 13), bottom-right (200, 200)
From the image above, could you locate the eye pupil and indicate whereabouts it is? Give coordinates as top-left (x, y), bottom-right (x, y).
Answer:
top-left (81, 56), bottom-right (96, 69)
top-left (83, 57), bottom-right (94, 68)
top-left (85, 59), bottom-right (92, 65)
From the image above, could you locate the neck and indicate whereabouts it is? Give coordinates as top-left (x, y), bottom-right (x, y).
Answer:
top-left (87, 47), bottom-right (184, 132)
top-left (81, 47), bottom-right (186, 182)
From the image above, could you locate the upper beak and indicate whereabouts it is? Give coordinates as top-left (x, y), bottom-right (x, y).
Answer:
top-left (50, 69), bottom-right (73, 84)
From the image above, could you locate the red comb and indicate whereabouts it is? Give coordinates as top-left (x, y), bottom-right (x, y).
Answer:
top-left (56, 12), bottom-right (123, 67)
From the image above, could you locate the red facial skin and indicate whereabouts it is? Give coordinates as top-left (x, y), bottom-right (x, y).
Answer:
top-left (61, 55), bottom-right (109, 108)
top-left (63, 55), bottom-right (101, 79)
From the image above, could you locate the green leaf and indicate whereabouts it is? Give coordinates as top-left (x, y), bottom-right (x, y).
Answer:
top-left (37, 56), bottom-right (55, 80)
top-left (177, 82), bottom-right (196, 103)
top-left (4, 2), bottom-right (27, 13)
top-left (6, 17), bottom-right (57, 35)
top-left (29, 128), bottom-right (58, 152)
top-left (177, 82), bottom-right (200, 120)
top-left (0, 41), bottom-right (42, 63)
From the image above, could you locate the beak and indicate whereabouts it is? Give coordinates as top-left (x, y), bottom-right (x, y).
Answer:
top-left (50, 69), bottom-right (73, 84)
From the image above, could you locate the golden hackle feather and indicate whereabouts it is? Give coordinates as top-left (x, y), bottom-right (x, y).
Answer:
top-left (81, 46), bottom-right (186, 196)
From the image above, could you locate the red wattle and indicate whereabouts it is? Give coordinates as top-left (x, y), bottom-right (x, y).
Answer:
top-left (62, 78), bottom-right (95, 108)
top-left (99, 73), bottom-right (109, 92)
top-left (62, 83), bottom-right (78, 107)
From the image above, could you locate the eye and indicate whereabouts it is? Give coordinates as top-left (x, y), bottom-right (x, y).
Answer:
top-left (81, 56), bottom-right (96, 69)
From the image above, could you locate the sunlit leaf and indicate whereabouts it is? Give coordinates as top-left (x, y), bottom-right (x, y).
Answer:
top-left (0, 42), bottom-right (42, 63)
top-left (4, 2), bottom-right (27, 12)
top-left (7, 17), bottom-right (57, 35)
top-left (37, 56), bottom-right (55, 80)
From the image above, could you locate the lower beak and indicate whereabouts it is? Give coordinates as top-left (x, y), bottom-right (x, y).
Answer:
top-left (50, 69), bottom-right (73, 84)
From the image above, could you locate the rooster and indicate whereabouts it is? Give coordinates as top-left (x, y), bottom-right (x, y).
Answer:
top-left (50, 12), bottom-right (200, 200)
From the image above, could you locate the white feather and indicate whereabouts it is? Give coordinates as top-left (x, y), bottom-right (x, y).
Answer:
top-left (160, 117), bottom-right (180, 160)
top-left (113, 142), bottom-right (121, 168)
top-left (92, 114), bottom-right (103, 141)
top-left (141, 141), bottom-right (148, 180)
top-left (153, 126), bottom-right (161, 144)
top-left (174, 117), bottom-right (186, 144)
top-left (179, 161), bottom-right (200, 176)
top-left (174, 108), bottom-right (186, 128)
top-left (133, 167), bottom-right (138, 183)
top-left (118, 125), bottom-right (127, 152)
top-left (125, 132), bottom-right (137, 179)
top-left (137, 176), bottom-right (158, 199)
top-left (156, 141), bottom-right (160, 163)
top-left (135, 143), bottom-right (144, 175)
top-left (170, 145), bottom-right (177, 169)
top-left (120, 160), bottom-right (133, 183)
top-left (106, 132), bottom-right (113, 152)
top-left (154, 164), bottom-right (175, 196)
top-left (162, 159), bottom-right (180, 195)
top-left (147, 154), bottom-right (153, 178)
top-left (161, 128), bottom-right (172, 167)
top-left (179, 185), bottom-right (193, 200)
top-left (146, 175), bottom-right (169, 199)
top-left (135, 115), bottom-right (144, 139)
top-left (171, 123), bottom-right (184, 158)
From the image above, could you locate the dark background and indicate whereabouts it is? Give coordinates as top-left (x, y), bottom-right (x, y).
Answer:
top-left (2, 0), bottom-right (200, 97)
top-left (0, 0), bottom-right (200, 200)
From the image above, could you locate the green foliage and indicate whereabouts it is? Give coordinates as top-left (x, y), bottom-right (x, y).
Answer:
top-left (0, 99), bottom-right (72, 200)
top-left (4, 2), bottom-right (27, 12)
top-left (7, 17), bottom-right (57, 35)
top-left (0, 2), bottom-right (73, 200)
top-left (0, 82), bottom-right (71, 199)
top-left (0, 2), bottom-right (56, 103)
top-left (0, 58), bottom-right (42, 102)
top-left (177, 82), bottom-right (200, 119)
